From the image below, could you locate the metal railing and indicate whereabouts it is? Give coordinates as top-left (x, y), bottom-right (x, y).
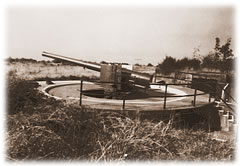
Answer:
top-left (216, 83), bottom-right (236, 103)
top-left (154, 74), bottom-right (236, 112)
top-left (78, 80), bottom-right (213, 110)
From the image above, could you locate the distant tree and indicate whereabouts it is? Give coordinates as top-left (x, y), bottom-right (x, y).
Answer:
top-left (201, 52), bottom-right (218, 70)
top-left (174, 57), bottom-right (200, 70)
top-left (147, 63), bottom-right (153, 67)
top-left (219, 38), bottom-right (234, 72)
top-left (193, 46), bottom-right (201, 60)
top-left (188, 58), bottom-right (201, 70)
top-left (176, 57), bottom-right (189, 70)
top-left (156, 38), bottom-right (234, 75)
top-left (201, 37), bottom-right (234, 72)
top-left (157, 56), bottom-right (176, 74)
top-left (6, 57), bottom-right (13, 63)
top-left (6, 57), bottom-right (38, 63)
top-left (52, 59), bottom-right (63, 63)
top-left (52, 59), bottom-right (78, 66)
top-left (100, 61), bottom-right (108, 64)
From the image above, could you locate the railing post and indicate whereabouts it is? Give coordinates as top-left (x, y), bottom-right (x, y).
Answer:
top-left (79, 80), bottom-right (83, 106)
top-left (193, 88), bottom-right (197, 106)
top-left (122, 95), bottom-right (126, 110)
top-left (209, 93), bottom-right (211, 103)
top-left (163, 84), bottom-right (168, 109)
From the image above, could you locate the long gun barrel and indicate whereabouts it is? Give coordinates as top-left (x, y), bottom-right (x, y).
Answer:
top-left (42, 51), bottom-right (153, 83)
top-left (42, 51), bottom-right (101, 72)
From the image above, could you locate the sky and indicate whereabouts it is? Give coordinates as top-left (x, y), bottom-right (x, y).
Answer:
top-left (6, 6), bottom-right (234, 65)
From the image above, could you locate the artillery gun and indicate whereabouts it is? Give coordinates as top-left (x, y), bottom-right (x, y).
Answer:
top-left (42, 51), bottom-right (154, 99)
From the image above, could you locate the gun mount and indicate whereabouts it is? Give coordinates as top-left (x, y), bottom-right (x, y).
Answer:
top-left (42, 51), bottom-right (153, 99)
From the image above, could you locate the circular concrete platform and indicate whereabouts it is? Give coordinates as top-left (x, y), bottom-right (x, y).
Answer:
top-left (40, 80), bottom-right (213, 111)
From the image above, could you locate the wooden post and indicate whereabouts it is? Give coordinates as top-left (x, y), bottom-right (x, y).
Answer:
top-left (208, 94), bottom-right (211, 103)
top-left (163, 84), bottom-right (168, 109)
top-left (79, 80), bottom-right (83, 106)
top-left (193, 88), bottom-right (197, 106)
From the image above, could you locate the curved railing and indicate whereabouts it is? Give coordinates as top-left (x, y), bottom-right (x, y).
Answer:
top-left (76, 81), bottom-right (214, 110)
top-left (154, 73), bottom-right (236, 112)
top-left (42, 80), bottom-right (227, 111)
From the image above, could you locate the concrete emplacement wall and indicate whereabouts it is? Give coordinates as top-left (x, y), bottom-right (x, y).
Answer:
top-left (39, 80), bottom-right (220, 131)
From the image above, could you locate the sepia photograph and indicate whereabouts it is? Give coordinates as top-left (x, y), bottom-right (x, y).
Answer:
top-left (1, 0), bottom-right (238, 164)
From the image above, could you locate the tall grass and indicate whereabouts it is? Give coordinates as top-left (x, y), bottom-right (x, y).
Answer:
top-left (6, 74), bottom-right (234, 161)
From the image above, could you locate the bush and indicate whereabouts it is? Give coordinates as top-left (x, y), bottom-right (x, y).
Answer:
top-left (7, 105), bottom-right (94, 160)
top-left (88, 114), bottom-right (234, 161)
top-left (7, 73), bottom-right (58, 115)
top-left (7, 108), bottom-right (234, 161)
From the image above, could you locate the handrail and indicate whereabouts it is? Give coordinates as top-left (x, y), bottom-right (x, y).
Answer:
top-left (77, 79), bottom-right (235, 112)
top-left (77, 80), bottom-right (213, 110)
top-left (197, 81), bottom-right (236, 108)
top-left (191, 81), bottom-right (235, 113)
top-left (155, 73), bottom-right (236, 103)
top-left (216, 83), bottom-right (236, 103)
top-left (214, 92), bottom-right (235, 113)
